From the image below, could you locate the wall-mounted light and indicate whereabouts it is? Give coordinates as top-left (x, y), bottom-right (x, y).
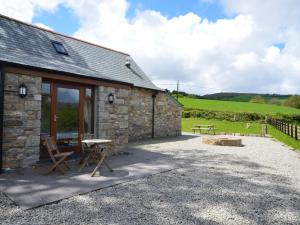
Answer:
top-left (108, 93), bottom-right (114, 104)
top-left (18, 83), bottom-right (28, 98)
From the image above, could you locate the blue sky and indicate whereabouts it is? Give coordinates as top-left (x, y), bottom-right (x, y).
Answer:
top-left (127, 0), bottom-right (227, 20)
top-left (32, 5), bottom-right (80, 34)
top-left (32, 0), bottom-right (227, 35)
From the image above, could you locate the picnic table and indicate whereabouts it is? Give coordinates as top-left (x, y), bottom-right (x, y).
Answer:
top-left (191, 124), bottom-right (216, 135)
top-left (79, 139), bottom-right (113, 177)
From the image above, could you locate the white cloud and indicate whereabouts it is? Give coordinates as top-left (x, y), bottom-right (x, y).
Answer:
top-left (0, 0), bottom-right (62, 22)
top-left (263, 46), bottom-right (281, 64)
top-left (1, 0), bottom-right (300, 94)
top-left (34, 23), bottom-right (54, 31)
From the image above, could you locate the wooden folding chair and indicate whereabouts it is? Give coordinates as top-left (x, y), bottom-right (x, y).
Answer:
top-left (44, 137), bottom-right (74, 175)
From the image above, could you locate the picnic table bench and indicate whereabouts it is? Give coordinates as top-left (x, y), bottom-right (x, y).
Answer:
top-left (191, 124), bottom-right (216, 135)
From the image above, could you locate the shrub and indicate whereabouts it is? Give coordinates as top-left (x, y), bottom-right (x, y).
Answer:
top-left (283, 95), bottom-right (300, 109)
top-left (250, 95), bottom-right (266, 104)
top-left (183, 108), bottom-right (266, 122)
top-left (182, 111), bottom-right (191, 118)
top-left (269, 97), bottom-right (281, 105)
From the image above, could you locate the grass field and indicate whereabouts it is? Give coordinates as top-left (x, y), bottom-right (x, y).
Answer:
top-left (182, 118), bottom-right (261, 135)
top-left (182, 118), bottom-right (300, 151)
top-left (223, 95), bottom-right (287, 103)
top-left (179, 97), bottom-right (300, 115)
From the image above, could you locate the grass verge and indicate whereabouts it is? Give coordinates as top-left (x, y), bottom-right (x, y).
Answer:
top-left (268, 126), bottom-right (300, 151)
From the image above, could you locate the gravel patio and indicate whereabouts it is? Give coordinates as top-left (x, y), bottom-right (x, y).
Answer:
top-left (1, 134), bottom-right (300, 225)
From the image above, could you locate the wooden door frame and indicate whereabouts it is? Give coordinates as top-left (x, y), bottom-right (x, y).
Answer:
top-left (42, 79), bottom-right (95, 153)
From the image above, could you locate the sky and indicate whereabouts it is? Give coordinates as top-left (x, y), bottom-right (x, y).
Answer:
top-left (1, 0), bottom-right (300, 95)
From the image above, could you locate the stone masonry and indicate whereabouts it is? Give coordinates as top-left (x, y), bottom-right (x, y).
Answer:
top-left (128, 88), bottom-right (153, 141)
top-left (95, 86), bottom-right (129, 153)
top-left (3, 73), bottom-right (41, 168)
top-left (128, 87), bottom-right (182, 141)
top-left (2, 74), bottom-right (181, 168)
top-left (154, 92), bottom-right (182, 138)
top-left (96, 86), bottom-right (182, 149)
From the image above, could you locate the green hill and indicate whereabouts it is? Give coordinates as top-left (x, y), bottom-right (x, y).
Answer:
top-left (178, 97), bottom-right (300, 115)
top-left (201, 92), bottom-right (290, 102)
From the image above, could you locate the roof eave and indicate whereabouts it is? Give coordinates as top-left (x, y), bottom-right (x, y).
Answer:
top-left (1, 60), bottom-right (134, 87)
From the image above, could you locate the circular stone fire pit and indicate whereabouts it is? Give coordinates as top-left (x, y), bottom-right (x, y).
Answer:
top-left (202, 136), bottom-right (242, 147)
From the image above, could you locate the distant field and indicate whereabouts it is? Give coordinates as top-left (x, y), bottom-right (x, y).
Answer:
top-left (200, 92), bottom-right (290, 102)
top-left (222, 95), bottom-right (287, 103)
top-left (179, 97), bottom-right (300, 115)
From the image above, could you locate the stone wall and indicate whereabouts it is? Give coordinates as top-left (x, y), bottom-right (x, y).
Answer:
top-left (1, 73), bottom-right (181, 168)
top-left (154, 92), bottom-right (182, 138)
top-left (95, 86), bottom-right (129, 153)
top-left (97, 86), bottom-right (182, 145)
top-left (3, 73), bottom-right (41, 168)
top-left (128, 88), bottom-right (153, 141)
top-left (128, 88), bottom-right (182, 141)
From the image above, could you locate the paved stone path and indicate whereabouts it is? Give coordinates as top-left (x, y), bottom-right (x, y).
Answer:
top-left (1, 134), bottom-right (300, 225)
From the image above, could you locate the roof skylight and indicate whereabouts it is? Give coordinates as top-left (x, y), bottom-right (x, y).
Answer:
top-left (52, 41), bottom-right (68, 55)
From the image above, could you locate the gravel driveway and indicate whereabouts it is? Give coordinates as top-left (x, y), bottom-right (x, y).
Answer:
top-left (1, 134), bottom-right (300, 225)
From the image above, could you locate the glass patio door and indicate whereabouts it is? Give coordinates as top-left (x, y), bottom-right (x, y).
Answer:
top-left (55, 86), bottom-right (80, 150)
top-left (40, 81), bottom-right (94, 159)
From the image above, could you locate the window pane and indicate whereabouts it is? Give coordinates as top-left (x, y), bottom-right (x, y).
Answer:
top-left (42, 83), bottom-right (50, 94)
top-left (41, 95), bottom-right (51, 140)
top-left (52, 41), bottom-right (68, 55)
top-left (85, 88), bottom-right (92, 97)
top-left (57, 87), bottom-right (79, 147)
top-left (84, 99), bottom-right (93, 133)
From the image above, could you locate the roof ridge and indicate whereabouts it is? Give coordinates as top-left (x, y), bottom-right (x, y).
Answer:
top-left (0, 13), bottom-right (130, 56)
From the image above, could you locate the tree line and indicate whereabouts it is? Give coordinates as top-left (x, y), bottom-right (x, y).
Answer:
top-left (250, 95), bottom-right (300, 109)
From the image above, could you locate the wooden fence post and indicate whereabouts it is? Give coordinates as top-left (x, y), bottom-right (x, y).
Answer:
top-left (268, 118), bottom-right (299, 141)
top-left (285, 123), bottom-right (287, 134)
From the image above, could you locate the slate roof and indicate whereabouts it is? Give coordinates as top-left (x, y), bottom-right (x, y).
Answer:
top-left (0, 14), bottom-right (161, 91)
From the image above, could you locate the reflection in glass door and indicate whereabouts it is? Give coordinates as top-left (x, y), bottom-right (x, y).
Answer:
top-left (56, 87), bottom-right (80, 149)
top-left (40, 81), bottom-right (94, 158)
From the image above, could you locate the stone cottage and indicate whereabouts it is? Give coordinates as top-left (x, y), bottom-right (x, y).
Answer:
top-left (0, 15), bottom-right (182, 170)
